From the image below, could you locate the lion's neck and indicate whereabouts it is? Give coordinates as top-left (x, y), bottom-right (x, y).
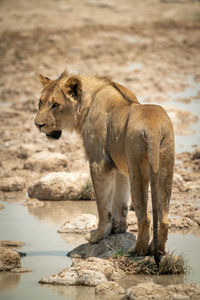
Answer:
top-left (75, 76), bottom-right (106, 133)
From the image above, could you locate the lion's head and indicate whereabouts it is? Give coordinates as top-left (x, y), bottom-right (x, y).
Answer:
top-left (34, 71), bottom-right (82, 139)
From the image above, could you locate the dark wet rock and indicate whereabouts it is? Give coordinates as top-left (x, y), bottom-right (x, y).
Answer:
top-left (0, 240), bottom-right (24, 248)
top-left (24, 151), bottom-right (69, 171)
top-left (95, 281), bottom-right (125, 296)
top-left (39, 257), bottom-right (122, 287)
top-left (18, 252), bottom-right (26, 257)
top-left (0, 177), bottom-right (25, 192)
top-left (28, 172), bottom-right (90, 200)
top-left (58, 214), bottom-right (97, 234)
top-left (192, 148), bottom-right (200, 160)
top-left (126, 280), bottom-right (200, 300)
top-left (68, 232), bottom-right (136, 259)
top-left (0, 247), bottom-right (21, 271)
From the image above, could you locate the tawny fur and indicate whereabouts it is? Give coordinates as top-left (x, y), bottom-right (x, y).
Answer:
top-left (35, 71), bottom-right (175, 266)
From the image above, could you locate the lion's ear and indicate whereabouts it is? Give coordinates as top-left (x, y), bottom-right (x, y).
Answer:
top-left (65, 77), bottom-right (82, 102)
top-left (39, 74), bottom-right (52, 87)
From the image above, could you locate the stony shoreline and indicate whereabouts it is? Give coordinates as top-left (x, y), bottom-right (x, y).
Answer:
top-left (0, 0), bottom-right (200, 299)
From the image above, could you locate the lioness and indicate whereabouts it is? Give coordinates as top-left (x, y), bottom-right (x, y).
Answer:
top-left (35, 71), bottom-right (174, 266)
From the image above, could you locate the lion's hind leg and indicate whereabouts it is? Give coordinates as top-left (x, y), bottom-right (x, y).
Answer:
top-left (148, 148), bottom-right (174, 255)
top-left (128, 158), bottom-right (151, 256)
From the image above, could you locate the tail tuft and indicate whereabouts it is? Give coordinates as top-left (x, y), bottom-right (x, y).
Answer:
top-left (154, 250), bottom-right (160, 268)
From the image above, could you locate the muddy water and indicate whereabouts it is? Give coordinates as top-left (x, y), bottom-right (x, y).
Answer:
top-left (166, 75), bottom-right (200, 153)
top-left (0, 201), bottom-right (100, 300)
top-left (0, 200), bottom-right (200, 300)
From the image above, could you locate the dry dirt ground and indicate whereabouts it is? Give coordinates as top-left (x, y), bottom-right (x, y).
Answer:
top-left (0, 0), bottom-right (200, 230)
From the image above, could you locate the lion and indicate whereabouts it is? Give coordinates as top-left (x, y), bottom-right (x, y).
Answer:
top-left (34, 71), bottom-right (174, 267)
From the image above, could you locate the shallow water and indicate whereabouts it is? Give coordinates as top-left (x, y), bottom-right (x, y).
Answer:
top-left (166, 75), bottom-right (200, 153)
top-left (0, 200), bottom-right (200, 300)
top-left (137, 73), bottom-right (200, 153)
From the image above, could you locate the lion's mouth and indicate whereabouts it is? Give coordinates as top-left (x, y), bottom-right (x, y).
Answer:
top-left (46, 130), bottom-right (62, 140)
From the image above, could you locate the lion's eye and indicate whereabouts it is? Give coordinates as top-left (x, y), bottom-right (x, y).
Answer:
top-left (39, 99), bottom-right (42, 109)
top-left (51, 103), bottom-right (60, 110)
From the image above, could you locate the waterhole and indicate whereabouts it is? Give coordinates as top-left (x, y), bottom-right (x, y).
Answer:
top-left (0, 201), bottom-right (199, 300)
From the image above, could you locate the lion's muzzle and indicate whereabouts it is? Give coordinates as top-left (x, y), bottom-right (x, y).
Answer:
top-left (46, 130), bottom-right (62, 139)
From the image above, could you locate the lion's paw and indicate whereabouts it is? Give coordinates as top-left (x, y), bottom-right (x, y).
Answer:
top-left (86, 225), bottom-right (111, 244)
top-left (127, 245), bottom-right (148, 257)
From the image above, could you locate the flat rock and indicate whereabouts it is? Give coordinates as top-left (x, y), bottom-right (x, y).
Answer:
top-left (28, 172), bottom-right (90, 200)
top-left (126, 281), bottom-right (200, 300)
top-left (68, 232), bottom-right (136, 259)
top-left (0, 240), bottom-right (24, 248)
top-left (95, 281), bottom-right (125, 296)
top-left (0, 246), bottom-right (21, 271)
top-left (58, 214), bottom-right (97, 234)
top-left (10, 268), bottom-right (32, 273)
top-left (24, 151), bottom-right (69, 171)
top-left (39, 257), bottom-right (120, 287)
top-left (0, 176), bottom-right (25, 192)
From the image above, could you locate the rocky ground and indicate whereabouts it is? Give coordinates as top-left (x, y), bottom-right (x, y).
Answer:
top-left (0, 0), bottom-right (200, 299)
top-left (0, 0), bottom-right (199, 229)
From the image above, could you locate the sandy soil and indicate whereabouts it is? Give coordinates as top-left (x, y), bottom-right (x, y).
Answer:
top-left (0, 1), bottom-right (200, 230)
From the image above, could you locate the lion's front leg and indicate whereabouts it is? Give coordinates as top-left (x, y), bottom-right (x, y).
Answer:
top-left (87, 163), bottom-right (115, 244)
top-left (111, 172), bottom-right (129, 234)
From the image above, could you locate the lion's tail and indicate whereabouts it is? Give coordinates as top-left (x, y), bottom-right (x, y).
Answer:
top-left (146, 133), bottom-right (160, 268)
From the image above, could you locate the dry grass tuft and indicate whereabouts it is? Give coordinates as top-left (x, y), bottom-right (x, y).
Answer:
top-left (133, 252), bottom-right (187, 275)
top-left (110, 251), bottom-right (188, 276)
top-left (78, 180), bottom-right (95, 200)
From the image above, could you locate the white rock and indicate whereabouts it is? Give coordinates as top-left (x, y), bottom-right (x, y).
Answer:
top-left (127, 281), bottom-right (165, 299)
top-left (58, 214), bottom-right (97, 234)
top-left (127, 281), bottom-right (200, 300)
top-left (172, 294), bottom-right (190, 300)
top-left (24, 152), bottom-right (68, 171)
top-left (28, 172), bottom-right (90, 200)
top-left (39, 257), bottom-right (112, 287)
top-left (0, 176), bottom-right (25, 192)
top-left (95, 281), bottom-right (125, 296)
top-left (0, 240), bottom-right (24, 248)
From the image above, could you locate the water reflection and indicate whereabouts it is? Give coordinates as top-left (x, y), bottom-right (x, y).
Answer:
top-left (119, 273), bottom-right (185, 289)
top-left (167, 232), bottom-right (200, 283)
top-left (27, 201), bottom-right (97, 226)
top-left (0, 200), bottom-right (200, 300)
top-left (41, 284), bottom-right (119, 300)
top-left (0, 272), bottom-right (21, 290)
